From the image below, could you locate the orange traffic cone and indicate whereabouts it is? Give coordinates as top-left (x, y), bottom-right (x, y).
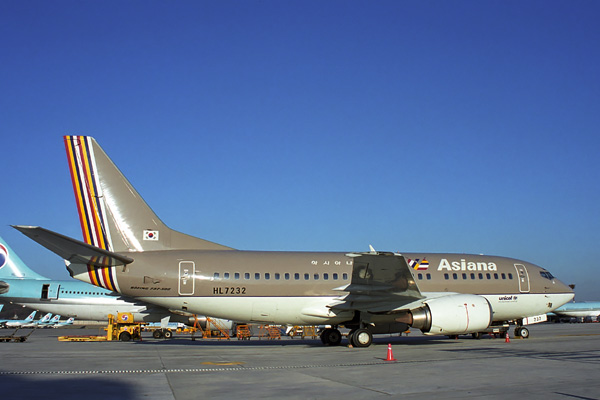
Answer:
top-left (386, 343), bottom-right (396, 361)
top-left (505, 332), bottom-right (510, 343)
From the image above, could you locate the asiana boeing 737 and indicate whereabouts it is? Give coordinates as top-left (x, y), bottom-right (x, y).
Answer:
top-left (14, 136), bottom-right (574, 347)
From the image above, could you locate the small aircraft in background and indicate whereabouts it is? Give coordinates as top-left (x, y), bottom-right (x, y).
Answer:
top-left (52, 317), bottom-right (75, 328)
top-left (0, 310), bottom-right (36, 328)
top-left (552, 301), bottom-right (600, 322)
top-left (18, 312), bottom-right (52, 328)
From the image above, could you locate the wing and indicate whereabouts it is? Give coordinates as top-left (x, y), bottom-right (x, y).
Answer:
top-left (329, 252), bottom-right (424, 313)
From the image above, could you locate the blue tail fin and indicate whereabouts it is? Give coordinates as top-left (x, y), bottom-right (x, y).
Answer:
top-left (0, 236), bottom-right (48, 280)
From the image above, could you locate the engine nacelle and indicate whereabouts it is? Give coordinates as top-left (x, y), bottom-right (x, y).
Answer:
top-left (408, 294), bottom-right (492, 335)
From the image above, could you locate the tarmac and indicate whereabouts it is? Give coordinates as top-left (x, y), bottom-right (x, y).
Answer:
top-left (1, 323), bottom-right (599, 400)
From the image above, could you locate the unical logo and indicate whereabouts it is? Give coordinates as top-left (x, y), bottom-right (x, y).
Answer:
top-left (0, 244), bottom-right (8, 269)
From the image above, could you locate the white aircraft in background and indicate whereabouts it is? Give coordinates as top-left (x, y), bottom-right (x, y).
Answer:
top-left (1, 310), bottom-right (36, 328)
top-left (8, 312), bottom-right (52, 328)
top-left (552, 301), bottom-right (600, 321)
top-left (53, 317), bottom-right (75, 327)
top-left (39, 314), bottom-right (61, 328)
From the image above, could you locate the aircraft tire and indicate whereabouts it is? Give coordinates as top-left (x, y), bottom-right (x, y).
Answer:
top-left (163, 329), bottom-right (173, 339)
top-left (320, 328), bottom-right (342, 346)
top-left (472, 332), bottom-right (482, 340)
top-left (518, 327), bottom-right (529, 338)
top-left (119, 331), bottom-right (131, 342)
top-left (351, 328), bottom-right (372, 348)
top-left (513, 327), bottom-right (522, 338)
top-left (347, 329), bottom-right (356, 346)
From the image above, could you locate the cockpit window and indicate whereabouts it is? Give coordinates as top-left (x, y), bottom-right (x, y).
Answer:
top-left (540, 271), bottom-right (554, 280)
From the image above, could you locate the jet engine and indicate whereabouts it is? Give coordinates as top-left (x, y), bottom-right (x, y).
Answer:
top-left (397, 294), bottom-right (492, 335)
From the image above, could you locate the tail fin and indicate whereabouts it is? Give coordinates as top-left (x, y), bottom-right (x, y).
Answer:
top-left (0, 236), bottom-right (48, 280)
top-left (39, 313), bottom-right (52, 323)
top-left (64, 136), bottom-right (232, 252)
top-left (25, 311), bottom-right (37, 322)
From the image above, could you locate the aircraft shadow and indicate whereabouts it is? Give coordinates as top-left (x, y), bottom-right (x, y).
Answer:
top-left (0, 374), bottom-right (137, 400)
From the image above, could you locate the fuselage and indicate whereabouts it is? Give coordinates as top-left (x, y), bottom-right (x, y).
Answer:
top-left (69, 250), bottom-right (574, 326)
top-left (0, 277), bottom-right (188, 322)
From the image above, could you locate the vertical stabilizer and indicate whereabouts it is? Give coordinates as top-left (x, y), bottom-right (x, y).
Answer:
top-left (64, 136), bottom-right (232, 252)
top-left (0, 236), bottom-right (48, 280)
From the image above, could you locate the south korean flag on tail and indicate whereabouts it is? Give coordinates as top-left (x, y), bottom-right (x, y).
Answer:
top-left (143, 230), bottom-right (159, 241)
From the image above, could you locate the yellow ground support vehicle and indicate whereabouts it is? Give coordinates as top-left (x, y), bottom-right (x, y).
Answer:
top-left (107, 312), bottom-right (146, 341)
top-left (58, 313), bottom-right (146, 342)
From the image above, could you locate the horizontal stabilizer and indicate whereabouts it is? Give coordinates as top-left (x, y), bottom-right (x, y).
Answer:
top-left (12, 225), bottom-right (133, 267)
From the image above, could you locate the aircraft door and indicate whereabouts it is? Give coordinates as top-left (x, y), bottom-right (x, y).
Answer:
top-left (514, 264), bottom-right (530, 293)
top-left (179, 261), bottom-right (195, 295)
top-left (41, 283), bottom-right (60, 300)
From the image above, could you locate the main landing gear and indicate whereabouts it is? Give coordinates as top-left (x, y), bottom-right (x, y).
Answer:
top-left (347, 328), bottom-right (373, 347)
top-left (320, 328), bottom-right (342, 346)
top-left (514, 326), bottom-right (529, 338)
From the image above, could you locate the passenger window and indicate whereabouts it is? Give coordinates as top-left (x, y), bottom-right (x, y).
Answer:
top-left (265, 273), bottom-right (270, 280)
top-left (255, 273), bottom-right (260, 280)
top-left (462, 273), bottom-right (467, 279)
top-left (314, 273), bottom-right (319, 280)
top-left (294, 273), bottom-right (300, 280)
top-left (418, 273), bottom-right (423, 280)
top-left (501, 273), bottom-right (506, 279)
top-left (275, 273), bottom-right (280, 280)
top-left (333, 273), bottom-right (338, 280)
top-left (304, 273), bottom-right (309, 280)
top-left (343, 273), bottom-right (348, 280)
top-left (323, 273), bottom-right (329, 280)
top-left (285, 273), bottom-right (290, 280)
top-left (470, 273), bottom-right (475, 279)
top-left (234, 272), bottom-right (240, 280)
top-left (452, 273), bottom-right (458, 279)
top-left (478, 273), bottom-right (483, 279)
top-left (426, 274), bottom-right (431, 280)
top-left (486, 273), bottom-right (491, 279)
top-left (444, 273), bottom-right (449, 280)
top-left (224, 272), bottom-right (230, 279)
top-left (213, 273), bottom-right (220, 279)
top-left (244, 272), bottom-right (250, 280)
top-left (494, 273), bottom-right (498, 279)
top-left (508, 273), bottom-right (513, 279)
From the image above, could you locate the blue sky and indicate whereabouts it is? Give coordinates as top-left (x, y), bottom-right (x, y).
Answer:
top-left (1, 1), bottom-right (599, 300)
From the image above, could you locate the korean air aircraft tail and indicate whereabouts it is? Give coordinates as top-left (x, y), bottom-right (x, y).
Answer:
top-left (0, 237), bottom-right (47, 280)
top-left (63, 136), bottom-right (232, 253)
top-left (2, 311), bottom-right (37, 328)
top-left (54, 317), bottom-right (75, 327)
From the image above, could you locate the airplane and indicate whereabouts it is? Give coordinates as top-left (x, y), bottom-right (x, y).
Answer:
top-left (14, 135), bottom-right (574, 347)
top-left (0, 310), bottom-right (36, 328)
top-left (552, 302), bottom-right (600, 321)
top-left (18, 312), bottom-right (52, 328)
top-left (0, 236), bottom-right (193, 323)
top-left (39, 314), bottom-right (61, 327)
top-left (53, 317), bottom-right (75, 328)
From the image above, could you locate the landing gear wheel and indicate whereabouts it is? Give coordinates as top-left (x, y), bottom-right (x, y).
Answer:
top-left (472, 332), bottom-right (482, 340)
top-left (119, 331), bottom-right (131, 342)
top-left (518, 327), bottom-right (529, 338)
top-left (153, 330), bottom-right (164, 339)
top-left (351, 328), bottom-right (373, 348)
top-left (320, 328), bottom-right (342, 346)
top-left (347, 329), bottom-right (356, 346)
top-left (163, 329), bottom-right (173, 339)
